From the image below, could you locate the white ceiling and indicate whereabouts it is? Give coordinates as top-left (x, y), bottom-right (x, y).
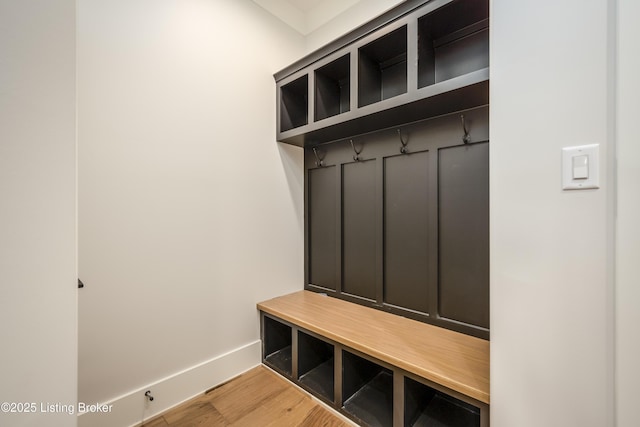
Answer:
top-left (288, 0), bottom-right (324, 12)
top-left (253, 0), bottom-right (362, 35)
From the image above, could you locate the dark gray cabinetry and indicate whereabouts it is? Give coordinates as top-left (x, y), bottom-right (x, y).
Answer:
top-left (276, 0), bottom-right (490, 340)
top-left (342, 160), bottom-right (377, 301)
top-left (438, 144), bottom-right (490, 329)
top-left (280, 75), bottom-right (308, 133)
top-left (315, 54), bottom-right (350, 121)
top-left (405, 376), bottom-right (481, 427)
top-left (417, 0), bottom-right (489, 89)
top-left (304, 109), bottom-right (490, 339)
top-left (261, 313), bottom-right (487, 427)
top-left (275, 0), bottom-right (489, 147)
top-left (342, 350), bottom-right (394, 426)
top-left (384, 151), bottom-right (430, 314)
top-left (298, 330), bottom-right (335, 401)
top-left (358, 26), bottom-right (408, 107)
top-left (308, 166), bottom-right (337, 290)
top-left (262, 315), bottom-right (292, 376)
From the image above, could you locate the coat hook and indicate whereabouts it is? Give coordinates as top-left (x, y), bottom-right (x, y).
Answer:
top-left (350, 139), bottom-right (362, 161)
top-left (312, 147), bottom-right (324, 167)
top-left (398, 129), bottom-right (409, 154)
top-left (461, 114), bottom-right (470, 144)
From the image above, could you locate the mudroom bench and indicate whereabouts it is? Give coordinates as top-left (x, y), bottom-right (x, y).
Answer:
top-left (258, 291), bottom-right (489, 427)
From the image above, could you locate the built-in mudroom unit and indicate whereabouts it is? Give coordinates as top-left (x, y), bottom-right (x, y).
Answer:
top-left (258, 0), bottom-right (491, 426)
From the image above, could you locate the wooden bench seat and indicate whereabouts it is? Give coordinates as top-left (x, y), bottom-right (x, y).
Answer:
top-left (258, 290), bottom-right (489, 405)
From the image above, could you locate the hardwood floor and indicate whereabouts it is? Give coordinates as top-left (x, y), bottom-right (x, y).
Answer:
top-left (140, 366), bottom-right (352, 427)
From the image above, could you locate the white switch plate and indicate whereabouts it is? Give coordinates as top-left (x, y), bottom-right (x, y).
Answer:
top-left (562, 144), bottom-right (600, 190)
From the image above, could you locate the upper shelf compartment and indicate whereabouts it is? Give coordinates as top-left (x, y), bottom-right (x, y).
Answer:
top-left (315, 54), bottom-right (350, 122)
top-left (358, 26), bottom-right (407, 108)
top-left (418, 0), bottom-right (489, 89)
top-left (274, 0), bottom-right (489, 147)
top-left (280, 74), bottom-right (308, 132)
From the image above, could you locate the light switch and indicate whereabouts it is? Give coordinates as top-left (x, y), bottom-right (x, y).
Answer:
top-left (572, 155), bottom-right (589, 179)
top-left (562, 144), bottom-right (599, 190)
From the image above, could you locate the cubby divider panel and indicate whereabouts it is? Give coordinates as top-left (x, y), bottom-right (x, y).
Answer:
top-left (342, 160), bottom-right (377, 300)
top-left (405, 377), bottom-right (480, 427)
top-left (280, 75), bottom-right (308, 132)
top-left (358, 26), bottom-right (408, 107)
top-left (298, 331), bottom-right (335, 402)
top-left (263, 316), bottom-right (293, 376)
top-left (342, 351), bottom-right (393, 427)
top-left (308, 166), bottom-right (337, 290)
top-left (438, 142), bottom-right (489, 329)
top-left (418, 0), bottom-right (489, 89)
top-left (384, 151), bottom-right (430, 313)
top-left (315, 54), bottom-right (350, 121)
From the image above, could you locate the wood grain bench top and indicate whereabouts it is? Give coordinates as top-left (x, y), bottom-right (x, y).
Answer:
top-left (258, 290), bottom-right (490, 404)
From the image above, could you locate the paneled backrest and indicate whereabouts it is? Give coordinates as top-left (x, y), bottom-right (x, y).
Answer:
top-left (304, 107), bottom-right (489, 339)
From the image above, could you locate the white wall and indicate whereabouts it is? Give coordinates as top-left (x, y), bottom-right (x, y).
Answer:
top-left (491, 1), bottom-right (613, 426)
top-left (304, 0), bottom-right (404, 52)
top-left (0, 1), bottom-right (78, 427)
top-left (77, 0), bottom-right (305, 423)
top-left (616, 0), bottom-right (640, 424)
top-left (74, 0), bottom-right (638, 425)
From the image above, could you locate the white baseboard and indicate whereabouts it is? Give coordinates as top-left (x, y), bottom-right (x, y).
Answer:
top-left (77, 340), bottom-right (261, 427)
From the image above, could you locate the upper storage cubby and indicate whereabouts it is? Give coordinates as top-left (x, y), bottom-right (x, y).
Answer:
top-left (315, 54), bottom-right (350, 121)
top-left (280, 74), bottom-right (308, 132)
top-left (418, 0), bottom-right (489, 89)
top-left (358, 26), bottom-right (407, 107)
top-left (274, 0), bottom-right (489, 146)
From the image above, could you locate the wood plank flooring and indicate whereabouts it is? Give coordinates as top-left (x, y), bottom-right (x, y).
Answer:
top-left (140, 365), bottom-right (352, 427)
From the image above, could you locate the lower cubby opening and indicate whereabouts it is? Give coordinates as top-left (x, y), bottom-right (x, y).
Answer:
top-left (405, 377), bottom-right (480, 427)
top-left (298, 331), bottom-right (334, 401)
top-left (342, 350), bottom-right (394, 427)
top-left (263, 316), bottom-right (292, 376)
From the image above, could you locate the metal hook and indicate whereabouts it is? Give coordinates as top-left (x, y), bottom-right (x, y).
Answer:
top-left (144, 391), bottom-right (154, 402)
top-left (398, 129), bottom-right (409, 154)
top-left (312, 147), bottom-right (324, 167)
top-left (461, 114), bottom-right (470, 144)
top-left (350, 139), bottom-right (362, 161)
